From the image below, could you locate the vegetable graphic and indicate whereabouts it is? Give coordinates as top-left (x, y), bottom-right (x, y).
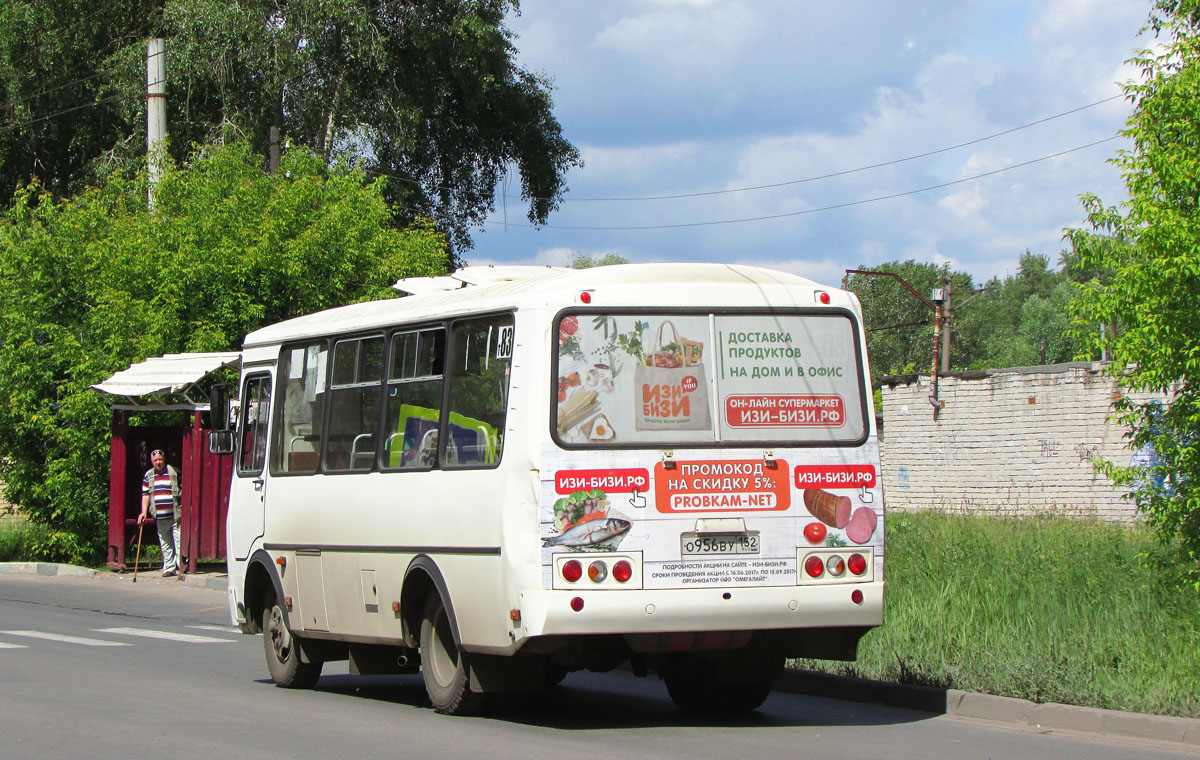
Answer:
top-left (552, 489), bottom-right (610, 531)
top-left (803, 522), bottom-right (827, 544)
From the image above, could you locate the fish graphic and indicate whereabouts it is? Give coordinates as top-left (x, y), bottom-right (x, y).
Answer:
top-left (543, 517), bottom-right (632, 548)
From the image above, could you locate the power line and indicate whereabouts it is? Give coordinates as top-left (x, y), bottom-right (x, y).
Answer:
top-left (1, 92), bottom-right (138, 134)
top-left (542, 94), bottom-right (1125, 202)
top-left (491, 136), bottom-right (1120, 231)
top-left (361, 94), bottom-right (1127, 205)
top-left (0, 71), bottom-right (107, 114)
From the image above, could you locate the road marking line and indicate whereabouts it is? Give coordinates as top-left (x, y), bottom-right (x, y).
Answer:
top-left (188, 625), bottom-right (238, 633)
top-left (0, 642), bottom-right (28, 649)
top-left (0, 630), bottom-right (129, 647)
top-left (95, 627), bottom-right (235, 644)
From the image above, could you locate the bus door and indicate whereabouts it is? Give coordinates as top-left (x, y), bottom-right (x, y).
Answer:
top-left (229, 371), bottom-right (272, 560)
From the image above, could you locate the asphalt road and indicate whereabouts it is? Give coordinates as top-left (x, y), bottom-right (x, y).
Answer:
top-left (0, 573), bottom-right (1193, 760)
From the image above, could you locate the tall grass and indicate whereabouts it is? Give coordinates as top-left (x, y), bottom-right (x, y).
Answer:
top-left (797, 511), bottom-right (1200, 718)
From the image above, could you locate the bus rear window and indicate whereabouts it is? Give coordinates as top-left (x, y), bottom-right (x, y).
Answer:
top-left (553, 312), bottom-right (867, 447)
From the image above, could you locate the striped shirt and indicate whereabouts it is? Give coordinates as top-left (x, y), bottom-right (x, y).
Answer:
top-left (142, 471), bottom-right (176, 521)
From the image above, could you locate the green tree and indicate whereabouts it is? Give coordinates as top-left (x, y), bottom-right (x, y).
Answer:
top-left (846, 260), bottom-right (975, 378)
top-left (0, 141), bottom-right (447, 561)
top-left (571, 252), bottom-right (628, 269)
top-left (0, 0), bottom-right (580, 250)
top-left (1066, 0), bottom-right (1200, 587)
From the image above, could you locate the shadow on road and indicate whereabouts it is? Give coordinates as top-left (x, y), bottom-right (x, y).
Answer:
top-left (275, 670), bottom-right (936, 731)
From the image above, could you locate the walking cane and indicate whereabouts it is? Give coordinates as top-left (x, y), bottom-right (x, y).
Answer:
top-left (132, 520), bottom-right (144, 583)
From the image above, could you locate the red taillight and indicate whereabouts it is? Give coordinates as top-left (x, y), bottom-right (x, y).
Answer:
top-left (804, 555), bottom-right (825, 578)
top-left (613, 560), bottom-right (633, 583)
top-left (562, 560), bottom-right (582, 583)
top-left (570, 596), bottom-right (584, 612)
top-left (848, 554), bottom-right (867, 576)
top-left (851, 589), bottom-right (864, 605)
top-left (588, 561), bottom-right (608, 583)
top-left (579, 291), bottom-right (592, 304)
top-left (818, 291), bottom-right (831, 304)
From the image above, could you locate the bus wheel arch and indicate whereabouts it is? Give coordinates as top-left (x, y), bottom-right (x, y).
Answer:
top-left (244, 550), bottom-right (285, 634)
top-left (400, 556), bottom-right (459, 650)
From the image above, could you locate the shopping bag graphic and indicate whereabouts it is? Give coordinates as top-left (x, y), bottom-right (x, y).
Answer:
top-left (634, 321), bottom-right (711, 431)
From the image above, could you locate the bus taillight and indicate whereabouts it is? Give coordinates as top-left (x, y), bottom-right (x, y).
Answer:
top-left (803, 555), bottom-right (825, 578)
top-left (587, 561), bottom-right (608, 582)
top-left (613, 560), bottom-right (633, 583)
top-left (562, 560), bottom-right (583, 583)
top-left (848, 554), bottom-right (868, 576)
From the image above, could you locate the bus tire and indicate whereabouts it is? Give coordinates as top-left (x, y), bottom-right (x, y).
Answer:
top-left (263, 595), bottom-right (322, 689)
top-left (419, 593), bottom-right (488, 715)
top-left (664, 655), bottom-right (775, 714)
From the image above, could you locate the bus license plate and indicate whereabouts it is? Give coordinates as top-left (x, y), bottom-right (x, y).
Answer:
top-left (680, 532), bottom-right (760, 556)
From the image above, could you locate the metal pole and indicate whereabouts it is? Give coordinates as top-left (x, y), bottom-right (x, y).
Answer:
top-left (146, 38), bottom-right (166, 208)
top-left (940, 274), bottom-right (952, 374)
top-left (931, 301), bottom-right (943, 420)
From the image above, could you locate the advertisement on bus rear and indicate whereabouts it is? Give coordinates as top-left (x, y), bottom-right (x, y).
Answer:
top-left (542, 311), bottom-right (882, 590)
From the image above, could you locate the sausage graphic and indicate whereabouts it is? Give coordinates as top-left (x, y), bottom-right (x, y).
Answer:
top-left (803, 488), bottom-right (851, 529)
top-left (846, 506), bottom-right (878, 544)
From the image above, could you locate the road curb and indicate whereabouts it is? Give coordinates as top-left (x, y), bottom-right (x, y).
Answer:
top-left (0, 561), bottom-right (227, 589)
top-left (0, 561), bottom-right (97, 577)
top-left (777, 669), bottom-right (1200, 748)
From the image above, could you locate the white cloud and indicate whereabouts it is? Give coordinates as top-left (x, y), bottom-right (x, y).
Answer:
top-left (481, 1), bottom-right (1154, 285)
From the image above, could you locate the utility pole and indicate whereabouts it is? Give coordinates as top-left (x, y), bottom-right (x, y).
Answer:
top-left (845, 269), bottom-right (946, 419)
top-left (940, 273), bottom-right (952, 374)
top-left (146, 38), bottom-right (166, 209)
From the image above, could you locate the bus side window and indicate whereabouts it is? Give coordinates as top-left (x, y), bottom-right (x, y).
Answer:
top-left (383, 328), bottom-right (446, 470)
top-left (445, 315), bottom-right (512, 467)
top-left (326, 336), bottom-right (384, 472)
top-left (272, 341), bottom-right (327, 474)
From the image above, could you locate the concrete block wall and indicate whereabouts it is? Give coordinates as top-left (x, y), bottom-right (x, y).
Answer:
top-left (879, 362), bottom-right (1160, 524)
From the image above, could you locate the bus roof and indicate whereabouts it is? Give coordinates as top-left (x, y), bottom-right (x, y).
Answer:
top-left (243, 263), bottom-right (832, 348)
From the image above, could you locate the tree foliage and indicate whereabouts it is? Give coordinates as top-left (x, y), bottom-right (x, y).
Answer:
top-left (1066, 0), bottom-right (1200, 586)
top-left (571, 252), bottom-right (628, 269)
top-left (0, 0), bottom-right (580, 250)
top-left (849, 253), bottom-right (1083, 381)
top-left (0, 141), bottom-right (447, 560)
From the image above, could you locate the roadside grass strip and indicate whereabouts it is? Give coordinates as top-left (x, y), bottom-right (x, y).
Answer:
top-left (95, 627), bottom-right (236, 644)
top-left (793, 511), bottom-right (1200, 719)
top-left (1, 630), bottom-right (129, 646)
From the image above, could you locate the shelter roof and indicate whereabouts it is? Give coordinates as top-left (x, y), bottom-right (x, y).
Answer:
top-left (91, 352), bottom-right (241, 410)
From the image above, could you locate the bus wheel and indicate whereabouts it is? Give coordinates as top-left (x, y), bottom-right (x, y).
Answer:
top-left (419, 593), bottom-right (488, 715)
top-left (664, 654), bottom-right (776, 714)
top-left (263, 595), bottom-right (322, 689)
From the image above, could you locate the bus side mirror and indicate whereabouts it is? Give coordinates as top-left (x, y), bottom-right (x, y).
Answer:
top-left (208, 430), bottom-right (235, 456)
top-left (208, 384), bottom-right (235, 455)
top-left (209, 383), bottom-right (233, 431)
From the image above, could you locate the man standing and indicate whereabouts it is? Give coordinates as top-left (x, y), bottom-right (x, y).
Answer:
top-left (137, 449), bottom-right (182, 577)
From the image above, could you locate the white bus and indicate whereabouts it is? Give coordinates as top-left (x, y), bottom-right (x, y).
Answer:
top-left (210, 263), bottom-right (885, 715)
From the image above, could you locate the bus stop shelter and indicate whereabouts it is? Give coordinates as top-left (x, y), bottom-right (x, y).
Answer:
top-left (91, 352), bottom-right (240, 573)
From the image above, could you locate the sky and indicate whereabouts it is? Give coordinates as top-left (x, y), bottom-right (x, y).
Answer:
top-left (465, 0), bottom-right (1153, 287)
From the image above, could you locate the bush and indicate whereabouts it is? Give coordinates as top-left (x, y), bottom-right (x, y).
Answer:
top-left (0, 141), bottom-right (448, 553)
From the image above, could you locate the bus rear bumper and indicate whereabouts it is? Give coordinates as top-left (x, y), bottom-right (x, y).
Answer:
top-left (514, 581), bottom-right (883, 642)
